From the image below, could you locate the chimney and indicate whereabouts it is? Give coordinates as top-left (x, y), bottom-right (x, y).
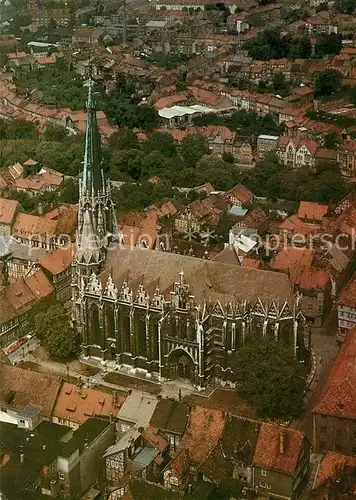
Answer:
top-left (279, 432), bottom-right (285, 454)
top-left (38, 202), bottom-right (43, 216)
top-left (20, 453), bottom-right (25, 464)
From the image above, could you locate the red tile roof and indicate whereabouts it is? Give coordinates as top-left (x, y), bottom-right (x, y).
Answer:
top-left (39, 245), bottom-right (74, 276)
top-left (338, 274), bottom-right (356, 309)
top-left (0, 198), bottom-right (19, 225)
top-left (253, 423), bottom-right (305, 476)
top-left (52, 382), bottom-right (125, 425)
top-left (171, 406), bottom-right (227, 477)
top-left (225, 184), bottom-right (254, 205)
top-left (297, 201), bottom-right (328, 221)
top-left (313, 330), bottom-right (356, 419)
top-left (315, 452), bottom-right (356, 487)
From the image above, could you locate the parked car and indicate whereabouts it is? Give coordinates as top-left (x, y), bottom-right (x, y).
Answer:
top-left (7, 339), bottom-right (25, 354)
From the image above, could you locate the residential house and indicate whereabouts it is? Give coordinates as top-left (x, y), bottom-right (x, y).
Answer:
top-left (257, 134), bottom-right (278, 160)
top-left (149, 399), bottom-right (190, 455)
top-left (313, 330), bottom-right (356, 456)
top-left (233, 206), bottom-right (269, 235)
top-left (117, 392), bottom-right (158, 433)
top-left (270, 248), bottom-right (332, 329)
top-left (252, 423), bottom-right (310, 500)
top-left (337, 141), bottom-right (356, 181)
top-left (174, 195), bottom-right (226, 234)
top-left (52, 382), bottom-right (125, 430)
top-left (276, 136), bottom-right (320, 169)
top-left (12, 168), bottom-right (63, 196)
top-left (337, 274), bottom-right (356, 339)
top-left (72, 27), bottom-right (105, 45)
top-left (56, 417), bottom-right (116, 499)
top-left (201, 415), bottom-right (261, 486)
top-left (0, 269), bottom-right (54, 346)
top-left (0, 415), bottom-right (115, 498)
top-left (297, 201), bottom-right (328, 225)
top-left (0, 198), bottom-right (19, 236)
top-left (1, 239), bottom-right (47, 283)
top-left (164, 406), bottom-right (227, 492)
top-left (38, 244), bottom-right (74, 300)
top-left (225, 184), bottom-right (254, 207)
top-left (311, 451), bottom-right (356, 498)
top-left (0, 364), bottom-right (62, 426)
top-left (104, 425), bottom-right (168, 493)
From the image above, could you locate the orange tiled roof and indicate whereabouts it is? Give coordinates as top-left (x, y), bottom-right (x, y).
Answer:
top-left (253, 423), bottom-right (304, 476)
top-left (315, 452), bottom-right (356, 487)
top-left (313, 330), bottom-right (356, 419)
top-left (12, 213), bottom-right (57, 240)
top-left (25, 269), bottom-right (55, 299)
top-left (338, 274), bottom-right (356, 309)
top-left (39, 245), bottom-right (74, 276)
top-left (225, 184), bottom-right (254, 205)
top-left (297, 201), bottom-right (328, 221)
top-left (171, 406), bottom-right (226, 476)
top-left (52, 382), bottom-right (125, 425)
top-left (0, 198), bottom-right (19, 225)
top-left (142, 425), bottom-right (168, 452)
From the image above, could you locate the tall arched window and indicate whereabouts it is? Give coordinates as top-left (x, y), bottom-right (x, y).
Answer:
top-left (90, 303), bottom-right (103, 347)
top-left (105, 304), bottom-right (115, 339)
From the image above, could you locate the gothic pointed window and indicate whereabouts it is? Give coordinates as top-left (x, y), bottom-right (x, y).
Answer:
top-left (105, 304), bottom-right (115, 340)
top-left (90, 303), bottom-right (103, 347)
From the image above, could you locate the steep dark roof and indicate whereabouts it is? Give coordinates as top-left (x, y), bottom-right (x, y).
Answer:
top-left (150, 399), bottom-right (190, 435)
top-left (104, 245), bottom-right (293, 306)
top-left (58, 417), bottom-right (112, 457)
top-left (0, 421), bottom-right (68, 500)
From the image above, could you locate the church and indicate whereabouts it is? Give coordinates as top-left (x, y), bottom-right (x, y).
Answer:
top-left (72, 82), bottom-right (307, 389)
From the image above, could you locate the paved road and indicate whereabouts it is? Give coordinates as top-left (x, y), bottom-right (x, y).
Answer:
top-left (7, 337), bottom-right (40, 365)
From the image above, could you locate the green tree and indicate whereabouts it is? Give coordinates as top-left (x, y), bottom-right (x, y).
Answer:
top-left (59, 178), bottom-right (79, 204)
top-left (43, 123), bottom-right (68, 142)
top-left (315, 70), bottom-right (342, 98)
top-left (230, 338), bottom-right (306, 419)
top-left (181, 134), bottom-right (210, 168)
top-left (196, 155), bottom-right (241, 190)
top-left (323, 131), bottom-right (340, 149)
top-left (141, 150), bottom-right (167, 178)
top-left (109, 128), bottom-right (139, 150)
top-left (334, 0), bottom-right (355, 13)
top-left (315, 33), bottom-right (342, 57)
top-left (31, 301), bottom-right (78, 361)
top-left (111, 148), bottom-right (143, 180)
top-left (144, 131), bottom-right (177, 157)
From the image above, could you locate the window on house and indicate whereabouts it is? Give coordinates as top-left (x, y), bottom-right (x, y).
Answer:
top-left (320, 426), bottom-right (326, 434)
top-left (320, 441), bottom-right (326, 451)
top-left (259, 481), bottom-right (266, 488)
top-left (19, 419), bottom-right (25, 424)
top-left (261, 469), bottom-right (267, 477)
top-left (58, 473), bottom-right (64, 480)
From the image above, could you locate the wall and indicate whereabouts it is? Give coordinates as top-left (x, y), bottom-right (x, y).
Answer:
top-left (313, 413), bottom-right (356, 456)
top-left (254, 466), bottom-right (293, 499)
top-left (80, 422), bottom-right (116, 494)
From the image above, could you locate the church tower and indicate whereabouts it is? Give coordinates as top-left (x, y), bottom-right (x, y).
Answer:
top-left (74, 78), bottom-right (118, 281)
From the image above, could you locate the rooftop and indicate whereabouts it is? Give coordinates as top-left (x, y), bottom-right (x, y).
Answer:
top-left (314, 451), bottom-right (356, 488)
top-left (313, 329), bottom-right (356, 419)
top-left (338, 274), bottom-right (356, 309)
top-left (117, 392), bottom-right (158, 429)
top-left (52, 382), bottom-right (125, 425)
top-left (150, 399), bottom-right (190, 435)
top-left (0, 420), bottom-right (68, 500)
top-left (0, 197), bottom-right (19, 225)
top-left (253, 423), bottom-right (305, 476)
top-left (0, 364), bottom-right (61, 419)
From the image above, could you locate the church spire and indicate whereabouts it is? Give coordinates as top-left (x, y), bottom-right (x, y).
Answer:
top-left (75, 77), bottom-right (119, 280)
top-left (82, 78), bottom-right (104, 197)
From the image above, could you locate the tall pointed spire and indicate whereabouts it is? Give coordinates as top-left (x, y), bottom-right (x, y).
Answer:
top-left (74, 77), bottom-right (119, 280)
top-left (82, 78), bottom-right (104, 196)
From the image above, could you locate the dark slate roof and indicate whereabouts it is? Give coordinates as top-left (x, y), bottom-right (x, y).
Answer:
top-left (104, 245), bottom-right (293, 306)
top-left (201, 416), bottom-right (261, 483)
top-left (150, 399), bottom-right (190, 435)
top-left (58, 417), bottom-right (111, 457)
top-left (0, 421), bottom-right (69, 500)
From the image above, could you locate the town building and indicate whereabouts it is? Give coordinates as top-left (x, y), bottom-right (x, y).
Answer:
top-left (0, 198), bottom-right (19, 236)
top-left (337, 274), bottom-right (356, 339)
top-left (313, 330), bottom-right (356, 456)
top-left (52, 382), bottom-right (125, 429)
